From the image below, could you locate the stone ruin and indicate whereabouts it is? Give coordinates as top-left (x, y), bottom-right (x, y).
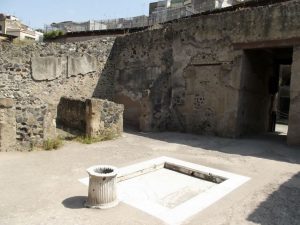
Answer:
top-left (105, 0), bottom-right (300, 145)
top-left (56, 97), bottom-right (123, 138)
top-left (1, 0), bottom-right (300, 151)
top-left (0, 37), bottom-right (122, 151)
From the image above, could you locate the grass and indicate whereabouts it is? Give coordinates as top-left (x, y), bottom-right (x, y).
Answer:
top-left (39, 129), bottom-right (118, 150)
top-left (43, 138), bottom-right (63, 151)
top-left (75, 130), bottom-right (117, 144)
top-left (44, 30), bottom-right (64, 40)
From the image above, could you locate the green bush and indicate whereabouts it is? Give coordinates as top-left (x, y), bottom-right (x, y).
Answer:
top-left (44, 30), bottom-right (65, 40)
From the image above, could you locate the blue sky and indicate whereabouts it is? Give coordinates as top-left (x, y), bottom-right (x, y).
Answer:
top-left (1, 0), bottom-right (155, 29)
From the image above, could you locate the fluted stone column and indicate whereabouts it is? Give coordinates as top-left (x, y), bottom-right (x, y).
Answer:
top-left (85, 165), bottom-right (119, 209)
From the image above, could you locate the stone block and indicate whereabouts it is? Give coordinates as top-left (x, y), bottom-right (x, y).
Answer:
top-left (56, 97), bottom-right (86, 134)
top-left (43, 104), bottom-right (57, 140)
top-left (86, 98), bottom-right (103, 137)
top-left (56, 97), bottom-right (123, 138)
top-left (67, 54), bottom-right (97, 77)
top-left (31, 57), bottom-right (64, 81)
top-left (86, 98), bottom-right (124, 138)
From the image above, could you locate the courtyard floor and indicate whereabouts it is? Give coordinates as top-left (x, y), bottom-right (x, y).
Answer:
top-left (0, 130), bottom-right (299, 225)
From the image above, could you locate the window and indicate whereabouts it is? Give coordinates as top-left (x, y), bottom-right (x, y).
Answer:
top-left (0, 25), bottom-right (2, 32)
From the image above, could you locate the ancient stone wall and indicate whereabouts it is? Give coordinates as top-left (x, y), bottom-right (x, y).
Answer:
top-left (106, 28), bottom-right (173, 131)
top-left (237, 50), bottom-right (274, 135)
top-left (56, 97), bottom-right (123, 138)
top-left (98, 0), bottom-right (300, 139)
top-left (57, 97), bottom-right (86, 134)
top-left (0, 37), bottom-right (115, 149)
top-left (86, 99), bottom-right (124, 138)
top-left (0, 98), bottom-right (16, 152)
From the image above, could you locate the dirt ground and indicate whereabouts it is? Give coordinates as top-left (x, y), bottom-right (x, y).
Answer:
top-left (0, 130), bottom-right (299, 225)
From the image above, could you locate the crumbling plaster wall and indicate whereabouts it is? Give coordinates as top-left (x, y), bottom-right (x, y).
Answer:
top-left (103, 0), bottom-right (300, 138)
top-left (110, 29), bottom-right (173, 131)
top-left (0, 37), bottom-right (115, 150)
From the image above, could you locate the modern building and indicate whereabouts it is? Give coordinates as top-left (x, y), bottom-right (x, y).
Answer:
top-left (48, 0), bottom-right (248, 34)
top-left (149, 0), bottom-right (247, 17)
top-left (0, 13), bottom-right (43, 42)
top-left (51, 20), bottom-right (108, 33)
top-left (50, 16), bottom-right (149, 33)
top-left (149, 0), bottom-right (193, 15)
top-left (148, 0), bottom-right (195, 24)
top-left (193, 0), bottom-right (246, 12)
top-left (170, 0), bottom-right (192, 8)
top-left (149, 0), bottom-right (171, 15)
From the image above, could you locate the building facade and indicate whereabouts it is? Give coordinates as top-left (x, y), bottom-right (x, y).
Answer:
top-left (0, 14), bottom-right (43, 42)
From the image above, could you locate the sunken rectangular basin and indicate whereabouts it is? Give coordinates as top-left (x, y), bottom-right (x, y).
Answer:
top-left (80, 157), bottom-right (250, 225)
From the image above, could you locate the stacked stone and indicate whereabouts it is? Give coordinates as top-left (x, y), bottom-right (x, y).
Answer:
top-left (0, 37), bottom-right (116, 150)
top-left (57, 97), bottom-right (124, 138)
top-left (0, 98), bottom-right (16, 152)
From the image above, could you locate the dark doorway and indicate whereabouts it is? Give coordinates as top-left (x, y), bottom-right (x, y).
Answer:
top-left (238, 47), bottom-right (293, 138)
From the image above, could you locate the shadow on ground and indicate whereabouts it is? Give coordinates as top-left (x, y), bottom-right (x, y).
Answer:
top-left (247, 172), bottom-right (300, 225)
top-left (62, 196), bottom-right (87, 209)
top-left (125, 128), bottom-right (300, 165)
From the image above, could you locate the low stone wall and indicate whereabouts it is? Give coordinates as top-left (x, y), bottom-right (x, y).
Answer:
top-left (0, 98), bottom-right (16, 152)
top-left (86, 98), bottom-right (124, 138)
top-left (57, 97), bottom-right (124, 138)
top-left (57, 97), bottom-right (86, 134)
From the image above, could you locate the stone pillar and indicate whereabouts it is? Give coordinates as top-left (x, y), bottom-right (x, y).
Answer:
top-left (139, 89), bottom-right (153, 132)
top-left (43, 103), bottom-right (57, 140)
top-left (86, 98), bottom-right (103, 138)
top-left (288, 46), bottom-right (300, 145)
top-left (0, 98), bottom-right (16, 152)
top-left (86, 98), bottom-right (124, 138)
top-left (85, 165), bottom-right (119, 209)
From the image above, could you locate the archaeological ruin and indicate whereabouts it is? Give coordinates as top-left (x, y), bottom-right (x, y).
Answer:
top-left (0, 0), bottom-right (300, 151)
top-left (97, 0), bottom-right (300, 145)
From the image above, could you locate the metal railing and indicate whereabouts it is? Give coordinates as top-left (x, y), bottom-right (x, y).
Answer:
top-left (45, 5), bottom-right (200, 33)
